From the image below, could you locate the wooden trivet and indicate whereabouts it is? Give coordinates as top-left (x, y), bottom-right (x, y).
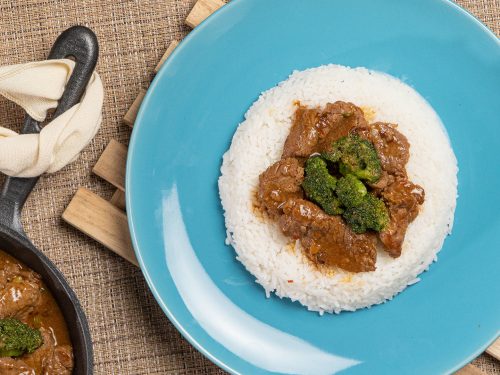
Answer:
top-left (61, 1), bottom-right (499, 372)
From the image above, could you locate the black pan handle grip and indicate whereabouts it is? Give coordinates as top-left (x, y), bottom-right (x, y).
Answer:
top-left (0, 26), bottom-right (99, 234)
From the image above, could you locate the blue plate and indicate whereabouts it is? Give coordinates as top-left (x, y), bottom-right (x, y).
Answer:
top-left (126, 0), bottom-right (500, 373)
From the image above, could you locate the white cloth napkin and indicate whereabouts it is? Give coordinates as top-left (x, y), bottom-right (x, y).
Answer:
top-left (0, 59), bottom-right (103, 177)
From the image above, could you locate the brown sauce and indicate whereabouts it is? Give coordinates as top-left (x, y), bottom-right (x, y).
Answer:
top-left (0, 250), bottom-right (73, 375)
top-left (257, 101), bottom-right (425, 272)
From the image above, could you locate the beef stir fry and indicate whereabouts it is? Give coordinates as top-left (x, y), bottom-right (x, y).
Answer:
top-left (257, 101), bottom-right (425, 272)
top-left (0, 250), bottom-right (73, 374)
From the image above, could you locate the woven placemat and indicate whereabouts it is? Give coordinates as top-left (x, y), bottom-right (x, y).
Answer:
top-left (0, 1), bottom-right (498, 374)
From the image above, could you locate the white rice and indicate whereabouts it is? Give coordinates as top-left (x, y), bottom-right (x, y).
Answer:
top-left (218, 64), bottom-right (458, 314)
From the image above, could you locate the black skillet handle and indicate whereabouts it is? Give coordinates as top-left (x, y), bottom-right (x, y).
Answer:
top-left (0, 26), bottom-right (99, 234)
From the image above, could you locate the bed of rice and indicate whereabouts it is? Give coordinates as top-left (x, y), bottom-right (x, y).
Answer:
top-left (218, 64), bottom-right (458, 314)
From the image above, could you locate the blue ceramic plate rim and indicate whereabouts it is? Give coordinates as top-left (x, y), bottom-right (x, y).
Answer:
top-left (126, 0), bottom-right (500, 373)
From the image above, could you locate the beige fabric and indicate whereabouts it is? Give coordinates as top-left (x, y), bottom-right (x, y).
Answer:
top-left (0, 59), bottom-right (103, 177)
top-left (0, 0), bottom-right (497, 374)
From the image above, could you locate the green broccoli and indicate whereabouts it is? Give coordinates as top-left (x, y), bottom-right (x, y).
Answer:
top-left (0, 318), bottom-right (43, 357)
top-left (323, 134), bottom-right (381, 183)
top-left (336, 175), bottom-right (367, 208)
top-left (302, 156), bottom-right (343, 215)
top-left (342, 193), bottom-right (389, 233)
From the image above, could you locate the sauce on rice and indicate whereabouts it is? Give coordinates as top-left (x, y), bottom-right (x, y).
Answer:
top-left (256, 101), bottom-right (425, 272)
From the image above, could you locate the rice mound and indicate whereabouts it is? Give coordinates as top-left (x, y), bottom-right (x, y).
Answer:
top-left (218, 64), bottom-right (458, 314)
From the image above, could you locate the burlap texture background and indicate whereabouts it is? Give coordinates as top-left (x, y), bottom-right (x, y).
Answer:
top-left (0, 0), bottom-right (498, 374)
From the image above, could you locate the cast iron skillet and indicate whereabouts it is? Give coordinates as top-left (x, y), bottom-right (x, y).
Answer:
top-left (0, 26), bottom-right (97, 374)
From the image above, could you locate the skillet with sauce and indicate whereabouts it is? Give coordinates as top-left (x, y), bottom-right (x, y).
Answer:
top-left (0, 26), bottom-right (97, 375)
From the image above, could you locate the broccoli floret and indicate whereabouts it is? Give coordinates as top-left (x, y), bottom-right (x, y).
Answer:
top-left (323, 134), bottom-right (381, 183)
top-left (321, 147), bottom-right (341, 163)
top-left (321, 197), bottom-right (344, 216)
top-left (342, 193), bottom-right (389, 233)
top-left (302, 156), bottom-right (343, 215)
top-left (0, 318), bottom-right (43, 357)
top-left (336, 175), bottom-right (367, 208)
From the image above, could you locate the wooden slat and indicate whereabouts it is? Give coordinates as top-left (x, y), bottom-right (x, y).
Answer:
top-left (185, 0), bottom-right (225, 28)
top-left (486, 338), bottom-right (500, 360)
top-left (93, 140), bottom-right (127, 191)
top-left (110, 189), bottom-right (126, 211)
top-left (63, 188), bottom-right (138, 266)
top-left (455, 364), bottom-right (487, 375)
top-left (123, 88), bottom-right (147, 127)
top-left (154, 40), bottom-right (179, 73)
